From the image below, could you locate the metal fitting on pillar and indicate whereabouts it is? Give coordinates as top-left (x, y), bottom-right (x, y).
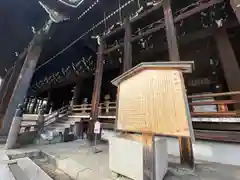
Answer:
top-left (70, 96), bottom-right (75, 107)
top-left (5, 104), bottom-right (25, 149)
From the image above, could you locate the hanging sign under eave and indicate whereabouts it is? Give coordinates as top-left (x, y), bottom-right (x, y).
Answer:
top-left (58, 0), bottom-right (85, 8)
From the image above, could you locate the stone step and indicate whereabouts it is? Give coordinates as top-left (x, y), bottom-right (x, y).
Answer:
top-left (48, 123), bottom-right (71, 128)
top-left (45, 127), bottom-right (66, 133)
top-left (0, 162), bottom-right (16, 180)
top-left (0, 158), bottom-right (53, 180)
top-left (55, 120), bottom-right (75, 124)
top-left (21, 120), bottom-right (37, 126)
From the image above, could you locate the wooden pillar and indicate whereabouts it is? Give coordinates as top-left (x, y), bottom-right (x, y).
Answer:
top-left (0, 20), bottom-right (52, 136)
top-left (230, 0), bottom-right (240, 23)
top-left (163, 0), bottom-right (180, 62)
top-left (46, 90), bottom-right (52, 113)
top-left (214, 27), bottom-right (240, 109)
top-left (123, 17), bottom-right (132, 72)
top-left (214, 28), bottom-right (240, 90)
top-left (89, 38), bottom-right (104, 142)
top-left (142, 134), bottom-right (155, 180)
top-left (73, 80), bottom-right (82, 105)
top-left (163, 0), bottom-right (194, 168)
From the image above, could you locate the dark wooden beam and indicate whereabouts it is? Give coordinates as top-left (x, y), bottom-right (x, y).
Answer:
top-left (163, 0), bottom-right (194, 169)
top-left (103, 0), bottom-right (223, 55)
top-left (214, 27), bottom-right (240, 109)
top-left (123, 18), bottom-right (132, 72)
top-left (102, 1), bottom-right (164, 41)
top-left (89, 38), bottom-right (104, 142)
top-left (230, 0), bottom-right (240, 23)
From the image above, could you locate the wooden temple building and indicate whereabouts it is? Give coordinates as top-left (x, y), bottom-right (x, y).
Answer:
top-left (1, 0), bottom-right (240, 164)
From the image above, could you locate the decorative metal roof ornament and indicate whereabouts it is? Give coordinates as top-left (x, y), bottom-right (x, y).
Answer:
top-left (58, 0), bottom-right (84, 8)
top-left (39, 1), bottom-right (69, 23)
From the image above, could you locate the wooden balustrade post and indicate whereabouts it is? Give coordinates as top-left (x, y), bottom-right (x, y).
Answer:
top-left (38, 99), bottom-right (44, 112)
top-left (218, 104), bottom-right (228, 112)
top-left (35, 99), bottom-right (40, 114)
top-left (46, 90), bottom-right (52, 113)
top-left (23, 98), bottom-right (30, 113)
top-left (26, 98), bottom-right (32, 114)
top-left (89, 37), bottom-right (104, 143)
top-left (163, 0), bottom-right (194, 168)
top-left (104, 94), bottom-right (111, 114)
top-left (30, 97), bottom-right (38, 114)
top-left (37, 107), bottom-right (45, 133)
top-left (72, 80), bottom-right (82, 106)
top-left (98, 104), bottom-right (102, 115)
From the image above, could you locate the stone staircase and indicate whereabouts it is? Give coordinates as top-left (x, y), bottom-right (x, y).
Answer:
top-left (44, 115), bottom-right (74, 133)
top-left (20, 106), bottom-right (82, 144)
top-left (21, 106), bottom-right (71, 132)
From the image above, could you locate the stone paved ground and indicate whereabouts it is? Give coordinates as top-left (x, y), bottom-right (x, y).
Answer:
top-left (11, 140), bottom-right (240, 180)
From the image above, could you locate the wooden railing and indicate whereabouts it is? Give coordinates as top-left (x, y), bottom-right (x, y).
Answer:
top-left (20, 91), bottom-right (240, 142)
top-left (188, 91), bottom-right (240, 117)
top-left (44, 105), bottom-right (70, 126)
top-left (20, 105), bottom-right (71, 133)
top-left (72, 91), bottom-right (240, 118)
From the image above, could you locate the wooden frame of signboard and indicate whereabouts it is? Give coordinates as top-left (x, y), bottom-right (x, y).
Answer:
top-left (112, 61), bottom-right (195, 139)
top-left (112, 61), bottom-right (194, 179)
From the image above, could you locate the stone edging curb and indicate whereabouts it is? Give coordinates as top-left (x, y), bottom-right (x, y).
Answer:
top-left (42, 151), bottom-right (113, 180)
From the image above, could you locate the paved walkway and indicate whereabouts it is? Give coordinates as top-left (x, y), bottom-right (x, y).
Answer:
top-left (10, 139), bottom-right (238, 180)
top-left (0, 140), bottom-right (239, 180)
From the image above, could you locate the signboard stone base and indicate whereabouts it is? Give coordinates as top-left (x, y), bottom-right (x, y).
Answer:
top-left (109, 136), bottom-right (168, 180)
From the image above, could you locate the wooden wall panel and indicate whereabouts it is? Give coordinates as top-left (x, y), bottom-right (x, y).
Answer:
top-left (117, 69), bottom-right (191, 137)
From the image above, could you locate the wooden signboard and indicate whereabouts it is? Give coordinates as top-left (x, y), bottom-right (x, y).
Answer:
top-left (112, 62), bottom-right (195, 140)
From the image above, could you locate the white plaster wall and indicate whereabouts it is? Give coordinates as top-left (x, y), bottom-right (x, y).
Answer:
top-left (166, 137), bottom-right (240, 166)
top-left (103, 130), bottom-right (240, 166)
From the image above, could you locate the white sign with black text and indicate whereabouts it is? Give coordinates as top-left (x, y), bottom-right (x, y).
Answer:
top-left (94, 121), bottom-right (101, 134)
